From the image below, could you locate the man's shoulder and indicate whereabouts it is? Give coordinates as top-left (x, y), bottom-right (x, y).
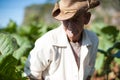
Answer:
top-left (35, 27), bottom-right (61, 46)
top-left (84, 29), bottom-right (98, 38)
top-left (84, 29), bottom-right (99, 43)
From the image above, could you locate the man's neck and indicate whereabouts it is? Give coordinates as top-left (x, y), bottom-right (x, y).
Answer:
top-left (67, 31), bottom-right (83, 43)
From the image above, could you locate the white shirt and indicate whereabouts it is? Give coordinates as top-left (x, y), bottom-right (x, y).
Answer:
top-left (24, 25), bottom-right (99, 80)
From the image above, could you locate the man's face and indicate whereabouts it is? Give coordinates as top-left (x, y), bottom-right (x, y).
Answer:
top-left (62, 12), bottom-right (90, 41)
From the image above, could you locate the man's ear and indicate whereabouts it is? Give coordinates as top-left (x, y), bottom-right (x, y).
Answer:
top-left (84, 12), bottom-right (91, 24)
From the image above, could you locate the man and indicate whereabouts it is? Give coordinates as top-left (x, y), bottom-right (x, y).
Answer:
top-left (24, 0), bottom-right (100, 80)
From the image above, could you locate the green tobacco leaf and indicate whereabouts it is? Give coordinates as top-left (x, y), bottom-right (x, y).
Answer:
top-left (13, 46), bottom-right (31, 60)
top-left (0, 33), bottom-right (19, 55)
top-left (95, 53), bottom-right (105, 75)
top-left (17, 25), bottom-right (41, 42)
top-left (98, 37), bottom-right (113, 51)
top-left (0, 20), bottom-right (17, 33)
top-left (101, 26), bottom-right (119, 36)
top-left (101, 26), bottom-right (119, 42)
top-left (12, 34), bottom-right (32, 60)
top-left (90, 22), bottom-right (107, 35)
top-left (0, 54), bottom-right (20, 80)
top-left (12, 34), bottom-right (32, 47)
top-left (0, 33), bottom-right (21, 79)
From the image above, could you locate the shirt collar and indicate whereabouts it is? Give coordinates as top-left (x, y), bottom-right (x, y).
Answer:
top-left (82, 30), bottom-right (92, 46)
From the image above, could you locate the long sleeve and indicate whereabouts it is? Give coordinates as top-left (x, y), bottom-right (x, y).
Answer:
top-left (24, 36), bottom-right (53, 80)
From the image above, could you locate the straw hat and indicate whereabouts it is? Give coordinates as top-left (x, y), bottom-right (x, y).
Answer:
top-left (52, 0), bottom-right (100, 20)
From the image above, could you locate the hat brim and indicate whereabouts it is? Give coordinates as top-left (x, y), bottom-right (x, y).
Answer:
top-left (52, 1), bottom-right (100, 21)
top-left (52, 2), bottom-right (88, 21)
top-left (53, 8), bottom-right (77, 21)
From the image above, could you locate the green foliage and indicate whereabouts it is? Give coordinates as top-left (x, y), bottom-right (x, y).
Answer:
top-left (91, 22), bottom-right (120, 79)
top-left (0, 55), bottom-right (19, 80)
top-left (91, 22), bottom-right (120, 51)
top-left (95, 53), bottom-right (104, 74)
top-left (0, 33), bottom-right (22, 79)
top-left (0, 33), bottom-right (19, 55)
top-left (0, 20), bottom-right (57, 79)
top-left (12, 34), bottom-right (32, 60)
top-left (97, 42), bottom-right (120, 79)
top-left (0, 20), bottom-right (17, 33)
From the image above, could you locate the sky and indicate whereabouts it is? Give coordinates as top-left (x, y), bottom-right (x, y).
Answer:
top-left (0, 0), bottom-right (53, 28)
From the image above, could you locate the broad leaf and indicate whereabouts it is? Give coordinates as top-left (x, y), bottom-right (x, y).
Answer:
top-left (12, 34), bottom-right (32, 60)
top-left (0, 54), bottom-right (19, 80)
top-left (101, 26), bottom-right (119, 42)
top-left (95, 53), bottom-right (105, 75)
top-left (0, 33), bottom-right (19, 55)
